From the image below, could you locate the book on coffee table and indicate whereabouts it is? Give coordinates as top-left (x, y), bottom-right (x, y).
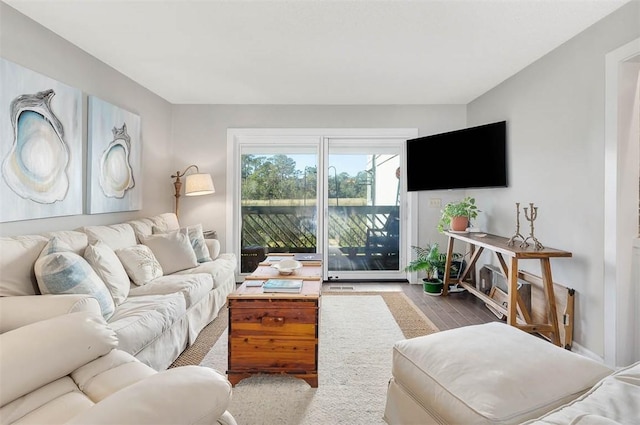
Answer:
top-left (263, 279), bottom-right (303, 293)
top-left (293, 253), bottom-right (322, 262)
top-left (264, 255), bottom-right (294, 263)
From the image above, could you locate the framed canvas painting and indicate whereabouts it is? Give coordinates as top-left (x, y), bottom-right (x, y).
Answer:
top-left (87, 96), bottom-right (142, 214)
top-left (0, 58), bottom-right (83, 222)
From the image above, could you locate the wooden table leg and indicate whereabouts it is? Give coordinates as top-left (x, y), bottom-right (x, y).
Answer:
top-left (459, 246), bottom-right (484, 283)
top-left (507, 257), bottom-right (519, 326)
top-left (300, 374), bottom-right (318, 388)
top-left (516, 292), bottom-right (532, 324)
top-left (468, 244), bottom-right (476, 285)
top-left (496, 253), bottom-right (509, 277)
top-left (541, 258), bottom-right (561, 346)
top-left (442, 236), bottom-right (455, 296)
top-left (496, 253), bottom-right (531, 324)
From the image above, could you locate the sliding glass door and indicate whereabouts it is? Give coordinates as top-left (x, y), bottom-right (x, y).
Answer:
top-left (229, 129), bottom-right (416, 280)
top-left (325, 139), bottom-right (403, 280)
top-left (238, 143), bottom-right (320, 273)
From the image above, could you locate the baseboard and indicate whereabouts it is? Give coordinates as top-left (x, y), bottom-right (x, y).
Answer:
top-left (571, 341), bottom-right (604, 363)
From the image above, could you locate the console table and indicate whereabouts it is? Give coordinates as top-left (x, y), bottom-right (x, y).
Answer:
top-left (442, 231), bottom-right (572, 346)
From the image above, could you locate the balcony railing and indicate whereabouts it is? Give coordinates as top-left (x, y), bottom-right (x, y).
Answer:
top-left (240, 205), bottom-right (399, 273)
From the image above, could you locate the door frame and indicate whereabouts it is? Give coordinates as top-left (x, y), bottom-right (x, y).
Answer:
top-left (603, 37), bottom-right (640, 367)
top-left (226, 128), bottom-right (419, 280)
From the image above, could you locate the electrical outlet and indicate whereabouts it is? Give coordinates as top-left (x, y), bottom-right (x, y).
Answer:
top-left (429, 198), bottom-right (442, 208)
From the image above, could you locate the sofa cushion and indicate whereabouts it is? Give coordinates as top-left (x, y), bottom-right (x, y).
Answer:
top-left (42, 230), bottom-right (88, 255)
top-left (173, 253), bottom-right (236, 289)
top-left (0, 235), bottom-right (47, 296)
top-left (84, 240), bottom-right (130, 306)
top-left (115, 244), bottom-right (163, 286)
top-left (71, 349), bottom-right (155, 403)
top-left (83, 223), bottom-right (137, 251)
top-left (66, 367), bottom-right (232, 425)
top-left (139, 228), bottom-right (198, 274)
top-left (127, 213), bottom-right (179, 239)
top-left (391, 322), bottom-right (613, 424)
top-left (107, 293), bottom-right (186, 357)
top-left (35, 238), bottom-right (115, 320)
top-left (153, 223), bottom-right (212, 263)
top-left (157, 212), bottom-right (180, 231)
top-left (127, 215), bottom-right (168, 242)
top-left (0, 376), bottom-right (93, 425)
top-left (524, 361), bottom-right (640, 425)
top-left (205, 238), bottom-right (221, 260)
top-left (128, 274), bottom-right (213, 308)
top-left (0, 311), bottom-right (117, 406)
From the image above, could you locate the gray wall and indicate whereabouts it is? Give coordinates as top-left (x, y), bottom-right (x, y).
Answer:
top-left (0, 3), bottom-right (174, 237)
top-left (171, 105), bottom-right (466, 245)
top-left (467, 1), bottom-right (640, 359)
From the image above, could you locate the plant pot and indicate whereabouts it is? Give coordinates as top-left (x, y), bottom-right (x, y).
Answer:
top-left (422, 278), bottom-right (443, 296)
top-left (450, 216), bottom-right (469, 232)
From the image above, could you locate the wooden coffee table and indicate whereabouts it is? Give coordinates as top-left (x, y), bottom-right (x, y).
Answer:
top-left (227, 263), bottom-right (322, 387)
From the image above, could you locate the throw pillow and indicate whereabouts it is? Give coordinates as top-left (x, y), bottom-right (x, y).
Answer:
top-left (140, 228), bottom-right (199, 274)
top-left (153, 223), bottom-right (212, 263)
top-left (35, 237), bottom-right (115, 320)
top-left (115, 244), bottom-right (163, 286)
top-left (84, 240), bottom-right (130, 306)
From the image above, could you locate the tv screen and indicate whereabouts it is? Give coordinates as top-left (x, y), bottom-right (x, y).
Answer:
top-left (406, 121), bottom-right (508, 191)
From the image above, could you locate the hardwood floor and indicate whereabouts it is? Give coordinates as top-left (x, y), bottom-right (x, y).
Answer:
top-left (401, 283), bottom-right (498, 331)
top-left (323, 281), bottom-right (498, 331)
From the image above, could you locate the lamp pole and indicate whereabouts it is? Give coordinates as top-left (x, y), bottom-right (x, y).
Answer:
top-left (171, 164), bottom-right (199, 217)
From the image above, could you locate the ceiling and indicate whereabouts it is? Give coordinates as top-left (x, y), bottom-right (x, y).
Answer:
top-left (4, 0), bottom-right (632, 105)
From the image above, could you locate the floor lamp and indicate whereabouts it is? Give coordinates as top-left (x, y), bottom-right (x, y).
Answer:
top-left (171, 165), bottom-right (215, 218)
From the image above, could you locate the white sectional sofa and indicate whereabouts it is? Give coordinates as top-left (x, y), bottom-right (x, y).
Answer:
top-left (384, 322), bottom-right (640, 425)
top-left (0, 311), bottom-right (236, 425)
top-left (0, 213), bottom-right (237, 371)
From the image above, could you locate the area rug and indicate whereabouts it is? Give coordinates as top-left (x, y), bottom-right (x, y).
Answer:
top-left (170, 291), bottom-right (438, 368)
top-left (195, 294), bottom-right (438, 425)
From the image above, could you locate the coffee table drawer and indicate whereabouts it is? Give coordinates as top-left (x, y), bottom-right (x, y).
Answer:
top-left (229, 337), bottom-right (317, 371)
top-left (229, 299), bottom-right (317, 316)
top-left (231, 320), bottom-right (316, 338)
top-left (229, 300), bottom-right (317, 328)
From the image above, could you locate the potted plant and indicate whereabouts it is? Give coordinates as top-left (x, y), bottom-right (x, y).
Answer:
top-left (405, 243), bottom-right (447, 295)
top-left (437, 196), bottom-right (479, 232)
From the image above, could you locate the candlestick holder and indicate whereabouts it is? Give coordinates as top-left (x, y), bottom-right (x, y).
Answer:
top-left (522, 203), bottom-right (544, 250)
top-left (507, 202), bottom-right (526, 247)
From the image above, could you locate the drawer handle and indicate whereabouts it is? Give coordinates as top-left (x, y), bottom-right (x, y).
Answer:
top-left (262, 316), bottom-right (285, 327)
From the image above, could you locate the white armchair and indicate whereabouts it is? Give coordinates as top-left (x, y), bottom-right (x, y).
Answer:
top-left (0, 312), bottom-right (236, 425)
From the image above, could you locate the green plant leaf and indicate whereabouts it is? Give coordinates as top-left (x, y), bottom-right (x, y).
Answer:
top-left (437, 197), bottom-right (480, 232)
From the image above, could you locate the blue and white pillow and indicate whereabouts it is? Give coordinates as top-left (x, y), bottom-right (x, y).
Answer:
top-left (187, 224), bottom-right (212, 263)
top-left (153, 223), bottom-right (212, 263)
top-left (35, 237), bottom-right (115, 320)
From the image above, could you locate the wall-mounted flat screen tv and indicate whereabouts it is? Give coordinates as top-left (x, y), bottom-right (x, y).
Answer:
top-left (406, 121), bottom-right (508, 191)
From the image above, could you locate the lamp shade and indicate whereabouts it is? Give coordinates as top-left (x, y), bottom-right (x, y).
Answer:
top-left (184, 173), bottom-right (215, 196)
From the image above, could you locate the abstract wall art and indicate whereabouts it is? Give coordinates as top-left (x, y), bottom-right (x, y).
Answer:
top-left (87, 96), bottom-right (142, 214)
top-left (0, 58), bottom-right (83, 222)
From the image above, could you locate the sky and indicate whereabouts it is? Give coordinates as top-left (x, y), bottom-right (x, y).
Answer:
top-left (292, 154), bottom-right (367, 177)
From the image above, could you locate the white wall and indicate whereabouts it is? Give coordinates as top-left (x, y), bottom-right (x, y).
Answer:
top-left (171, 105), bottom-right (466, 247)
top-left (466, 1), bottom-right (640, 361)
top-left (0, 3), bottom-right (174, 237)
top-left (6, 0), bottom-right (637, 361)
